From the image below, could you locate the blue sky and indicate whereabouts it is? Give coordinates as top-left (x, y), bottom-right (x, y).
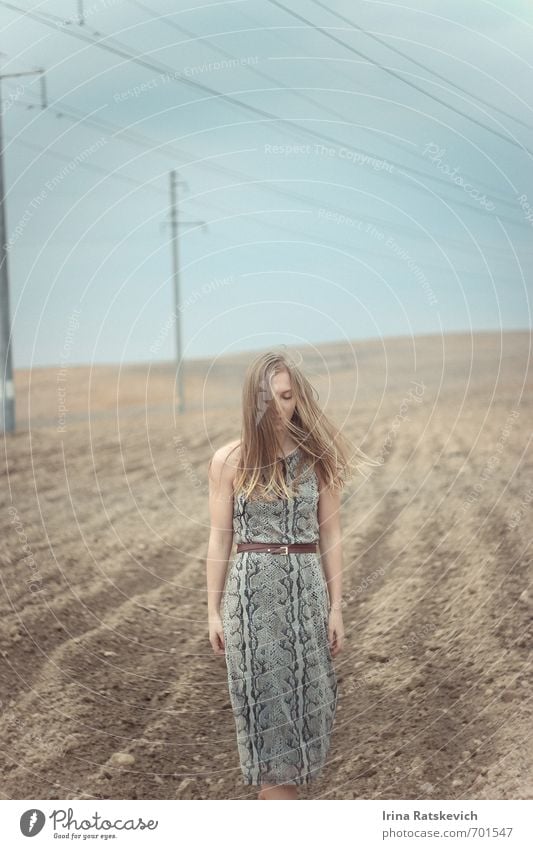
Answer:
top-left (2, 0), bottom-right (532, 368)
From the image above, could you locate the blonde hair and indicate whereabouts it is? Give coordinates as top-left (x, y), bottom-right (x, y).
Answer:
top-left (220, 349), bottom-right (379, 501)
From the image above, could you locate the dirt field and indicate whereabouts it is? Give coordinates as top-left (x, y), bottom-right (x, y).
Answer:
top-left (0, 331), bottom-right (531, 800)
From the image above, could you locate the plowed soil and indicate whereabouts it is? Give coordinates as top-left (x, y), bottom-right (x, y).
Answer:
top-left (1, 332), bottom-right (531, 799)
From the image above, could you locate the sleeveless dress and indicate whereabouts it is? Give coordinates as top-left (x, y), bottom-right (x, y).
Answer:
top-left (222, 446), bottom-right (338, 786)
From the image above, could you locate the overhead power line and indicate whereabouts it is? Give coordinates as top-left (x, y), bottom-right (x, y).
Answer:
top-left (8, 132), bottom-right (168, 194)
top-left (127, 0), bottom-right (518, 205)
top-left (12, 129), bottom-right (523, 285)
top-left (268, 0), bottom-right (533, 158)
top-left (310, 0), bottom-right (533, 133)
top-left (2, 0), bottom-right (524, 218)
top-left (128, 0), bottom-right (404, 140)
top-left (9, 119), bottom-right (529, 264)
top-left (10, 92), bottom-right (532, 240)
top-left (10, 90), bottom-right (529, 250)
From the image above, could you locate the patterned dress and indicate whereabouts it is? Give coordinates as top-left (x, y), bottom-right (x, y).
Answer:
top-left (222, 446), bottom-right (338, 785)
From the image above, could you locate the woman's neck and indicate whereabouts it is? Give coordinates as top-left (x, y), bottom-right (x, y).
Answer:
top-left (277, 436), bottom-right (299, 457)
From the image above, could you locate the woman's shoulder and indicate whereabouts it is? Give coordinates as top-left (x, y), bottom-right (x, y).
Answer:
top-left (207, 440), bottom-right (242, 494)
top-left (217, 439), bottom-right (241, 463)
top-left (208, 439), bottom-right (241, 475)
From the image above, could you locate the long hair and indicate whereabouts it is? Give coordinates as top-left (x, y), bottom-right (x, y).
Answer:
top-left (225, 349), bottom-right (379, 501)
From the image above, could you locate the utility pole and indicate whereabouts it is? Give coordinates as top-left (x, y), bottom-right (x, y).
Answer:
top-left (168, 170), bottom-right (205, 414)
top-left (0, 68), bottom-right (46, 434)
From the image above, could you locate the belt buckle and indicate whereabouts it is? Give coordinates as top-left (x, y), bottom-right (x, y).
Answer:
top-left (278, 544), bottom-right (289, 555)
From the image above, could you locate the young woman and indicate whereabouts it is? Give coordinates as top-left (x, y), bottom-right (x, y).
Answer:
top-left (206, 350), bottom-right (372, 800)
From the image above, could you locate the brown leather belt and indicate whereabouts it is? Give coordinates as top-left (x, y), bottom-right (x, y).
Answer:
top-left (236, 542), bottom-right (319, 554)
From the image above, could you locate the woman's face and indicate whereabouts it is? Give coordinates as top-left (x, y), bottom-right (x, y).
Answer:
top-left (270, 371), bottom-right (296, 429)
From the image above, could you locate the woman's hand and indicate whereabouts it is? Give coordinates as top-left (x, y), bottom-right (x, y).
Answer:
top-left (327, 609), bottom-right (345, 657)
top-left (208, 612), bottom-right (225, 656)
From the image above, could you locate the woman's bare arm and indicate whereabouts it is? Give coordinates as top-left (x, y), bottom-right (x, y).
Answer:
top-left (206, 445), bottom-right (235, 619)
top-left (317, 472), bottom-right (344, 612)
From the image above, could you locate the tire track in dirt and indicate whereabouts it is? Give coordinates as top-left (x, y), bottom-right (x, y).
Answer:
top-left (1, 489), bottom-right (218, 791)
top-left (317, 418), bottom-right (494, 798)
top-left (0, 536), bottom-right (201, 702)
top-left (1, 420), bottom-right (220, 672)
top-left (0, 421), bottom-right (240, 799)
top-left (328, 422), bottom-right (531, 800)
top-left (0, 534), bottom-right (221, 799)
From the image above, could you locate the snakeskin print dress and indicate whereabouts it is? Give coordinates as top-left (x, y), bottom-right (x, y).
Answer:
top-left (222, 446), bottom-right (338, 786)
